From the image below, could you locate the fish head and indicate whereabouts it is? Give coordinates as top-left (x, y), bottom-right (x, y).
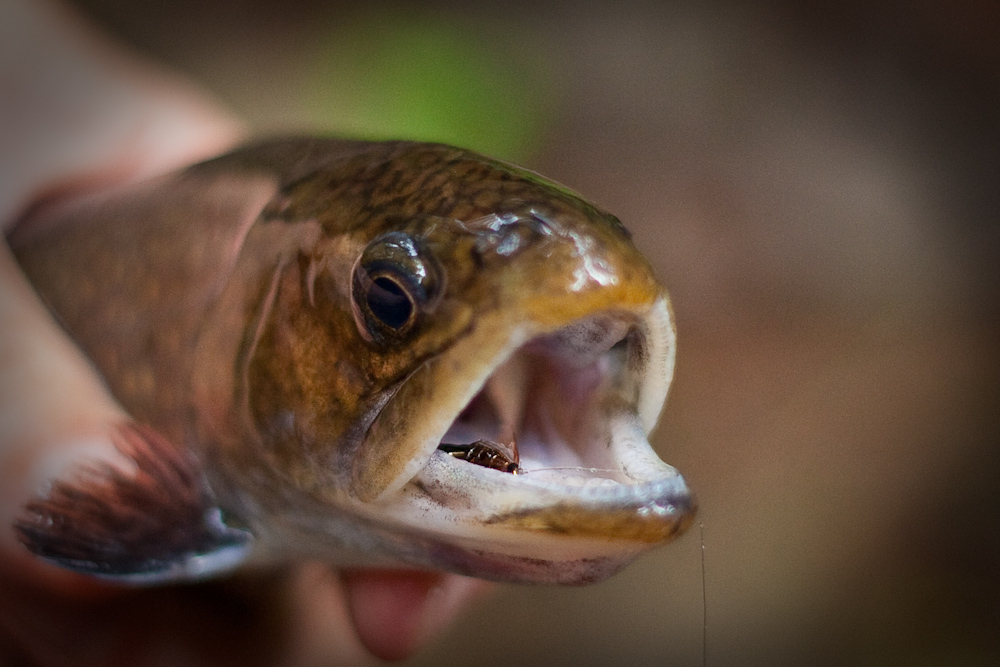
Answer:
top-left (200, 142), bottom-right (694, 583)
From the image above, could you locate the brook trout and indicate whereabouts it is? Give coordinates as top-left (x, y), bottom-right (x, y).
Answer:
top-left (9, 138), bottom-right (694, 585)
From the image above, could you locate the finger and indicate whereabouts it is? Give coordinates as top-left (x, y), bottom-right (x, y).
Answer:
top-left (341, 568), bottom-right (493, 661)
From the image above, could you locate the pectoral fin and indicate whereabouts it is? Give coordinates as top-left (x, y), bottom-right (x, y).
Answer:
top-left (14, 422), bottom-right (250, 583)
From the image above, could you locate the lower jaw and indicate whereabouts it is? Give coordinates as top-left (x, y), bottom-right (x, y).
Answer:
top-left (420, 540), bottom-right (637, 585)
top-left (360, 469), bottom-right (694, 584)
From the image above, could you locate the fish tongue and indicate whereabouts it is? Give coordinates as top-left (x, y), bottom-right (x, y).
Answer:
top-left (340, 569), bottom-right (490, 661)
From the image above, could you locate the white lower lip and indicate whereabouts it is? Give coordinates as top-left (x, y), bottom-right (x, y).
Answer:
top-left (418, 411), bottom-right (688, 509)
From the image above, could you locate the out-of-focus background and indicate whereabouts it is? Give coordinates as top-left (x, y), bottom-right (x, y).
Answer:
top-left (62, 0), bottom-right (1000, 664)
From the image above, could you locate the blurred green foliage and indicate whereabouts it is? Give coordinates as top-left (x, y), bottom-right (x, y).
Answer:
top-left (304, 10), bottom-right (555, 162)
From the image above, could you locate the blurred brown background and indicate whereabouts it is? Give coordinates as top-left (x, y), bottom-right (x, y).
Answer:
top-left (66, 0), bottom-right (1000, 664)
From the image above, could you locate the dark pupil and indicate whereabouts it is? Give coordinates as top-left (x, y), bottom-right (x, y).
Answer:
top-left (366, 276), bottom-right (413, 330)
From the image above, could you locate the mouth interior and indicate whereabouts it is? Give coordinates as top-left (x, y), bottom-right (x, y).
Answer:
top-left (437, 315), bottom-right (638, 484)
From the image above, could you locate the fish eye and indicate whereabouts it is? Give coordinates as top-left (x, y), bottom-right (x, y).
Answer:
top-left (352, 232), bottom-right (440, 340)
top-left (365, 275), bottom-right (413, 330)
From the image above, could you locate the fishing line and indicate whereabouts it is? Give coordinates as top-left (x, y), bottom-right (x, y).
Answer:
top-left (516, 466), bottom-right (617, 475)
top-left (700, 520), bottom-right (708, 667)
top-left (521, 466), bottom-right (708, 665)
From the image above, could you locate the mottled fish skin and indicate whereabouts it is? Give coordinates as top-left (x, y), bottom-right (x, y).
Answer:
top-left (9, 138), bottom-right (694, 584)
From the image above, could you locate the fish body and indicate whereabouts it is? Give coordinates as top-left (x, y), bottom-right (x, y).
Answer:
top-left (10, 138), bottom-right (693, 584)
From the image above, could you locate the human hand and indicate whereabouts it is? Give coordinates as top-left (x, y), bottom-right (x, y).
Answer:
top-left (0, 1), bottom-right (488, 664)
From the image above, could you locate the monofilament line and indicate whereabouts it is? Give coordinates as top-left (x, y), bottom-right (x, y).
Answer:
top-left (700, 520), bottom-right (707, 667)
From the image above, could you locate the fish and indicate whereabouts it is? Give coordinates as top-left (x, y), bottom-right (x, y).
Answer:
top-left (8, 137), bottom-right (694, 585)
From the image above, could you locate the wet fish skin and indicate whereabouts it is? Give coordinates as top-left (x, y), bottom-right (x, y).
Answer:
top-left (9, 137), bottom-right (693, 584)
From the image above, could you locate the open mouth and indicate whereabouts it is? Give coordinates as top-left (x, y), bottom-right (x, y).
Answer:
top-left (435, 315), bottom-right (639, 483)
top-left (406, 302), bottom-right (693, 542)
top-left (350, 293), bottom-right (693, 562)
top-left (352, 297), bottom-right (691, 580)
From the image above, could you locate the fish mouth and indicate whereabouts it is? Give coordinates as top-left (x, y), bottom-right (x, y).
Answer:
top-left (373, 297), bottom-right (694, 579)
top-left (435, 319), bottom-right (662, 487)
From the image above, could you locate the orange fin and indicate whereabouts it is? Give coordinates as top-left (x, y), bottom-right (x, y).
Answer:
top-left (14, 422), bottom-right (250, 583)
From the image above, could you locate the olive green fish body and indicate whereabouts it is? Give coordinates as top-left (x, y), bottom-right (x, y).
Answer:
top-left (10, 138), bottom-right (693, 584)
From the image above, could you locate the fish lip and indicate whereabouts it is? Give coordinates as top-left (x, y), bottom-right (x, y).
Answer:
top-left (414, 409), bottom-right (694, 524)
top-left (421, 445), bottom-right (694, 514)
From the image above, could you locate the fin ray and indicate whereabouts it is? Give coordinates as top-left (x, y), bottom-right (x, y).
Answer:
top-left (14, 422), bottom-right (251, 582)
